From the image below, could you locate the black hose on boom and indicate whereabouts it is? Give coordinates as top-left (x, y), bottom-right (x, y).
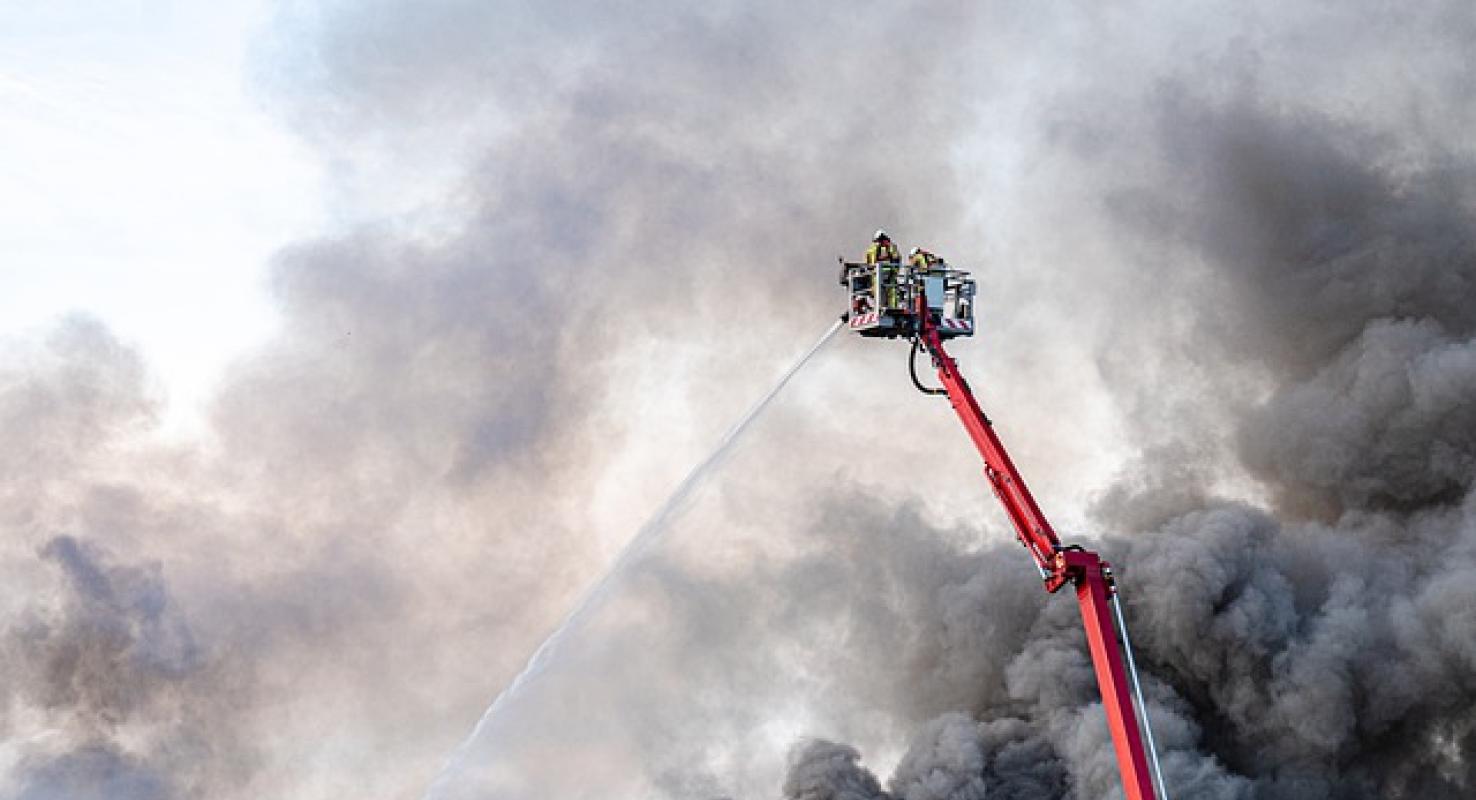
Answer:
top-left (909, 337), bottom-right (947, 396)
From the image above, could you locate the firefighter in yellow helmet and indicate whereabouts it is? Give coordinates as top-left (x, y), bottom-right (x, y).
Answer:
top-left (865, 230), bottom-right (902, 309)
top-left (909, 246), bottom-right (944, 273)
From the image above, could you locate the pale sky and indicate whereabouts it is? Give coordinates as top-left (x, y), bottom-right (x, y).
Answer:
top-left (0, 1), bottom-right (321, 432)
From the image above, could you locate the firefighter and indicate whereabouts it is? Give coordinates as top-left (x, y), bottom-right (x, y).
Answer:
top-left (909, 246), bottom-right (943, 273)
top-left (865, 230), bottom-right (901, 309)
top-left (865, 230), bottom-right (901, 265)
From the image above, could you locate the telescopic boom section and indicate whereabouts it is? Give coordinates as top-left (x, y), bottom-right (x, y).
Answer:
top-left (915, 298), bottom-right (1159, 800)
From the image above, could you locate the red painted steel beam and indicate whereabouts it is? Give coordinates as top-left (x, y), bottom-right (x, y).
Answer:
top-left (1067, 550), bottom-right (1158, 800)
top-left (922, 324), bottom-right (1061, 574)
top-left (917, 299), bottom-right (1158, 800)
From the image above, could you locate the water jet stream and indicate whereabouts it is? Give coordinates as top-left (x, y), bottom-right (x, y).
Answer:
top-left (423, 318), bottom-right (844, 799)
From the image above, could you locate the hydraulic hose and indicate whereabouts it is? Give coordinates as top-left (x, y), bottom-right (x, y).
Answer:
top-left (909, 337), bottom-right (947, 396)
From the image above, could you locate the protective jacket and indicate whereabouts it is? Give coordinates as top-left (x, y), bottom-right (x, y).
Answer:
top-left (910, 250), bottom-right (942, 271)
top-left (866, 241), bottom-right (901, 265)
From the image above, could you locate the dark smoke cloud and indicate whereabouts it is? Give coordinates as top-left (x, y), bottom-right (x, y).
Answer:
top-left (783, 741), bottom-right (889, 800)
top-left (1081, 90), bottom-right (1476, 796)
top-left (13, 744), bottom-right (172, 800)
top-left (5, 1), bottom-right (1476, 799)
top-left (25, 536), bottom-right (202, 725)
top-left (2, 526), bottom-right (240, 798)
top-left (769, 19), bottom-right (1476, 799)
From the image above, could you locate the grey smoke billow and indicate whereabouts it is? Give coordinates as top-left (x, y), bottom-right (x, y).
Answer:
top-left (886, 714), bottom-right (988, 800)
top-left (4, 0), bottom-right (1476, 798)
top-left (783, 741), bottom-right (889, 800)
top-left (5, 536), bottom-right (200, 800)
top-left (13, 744), bottom-right (172, 800)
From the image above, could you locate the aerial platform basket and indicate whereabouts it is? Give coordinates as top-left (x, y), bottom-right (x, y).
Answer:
top-left (840, 261), bottom-right (976, 340)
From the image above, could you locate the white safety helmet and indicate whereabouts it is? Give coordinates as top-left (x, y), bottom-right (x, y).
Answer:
top-left (873, 229), bottom-right (889, 242)
top-left (909, 247), bottom-right (921, 257)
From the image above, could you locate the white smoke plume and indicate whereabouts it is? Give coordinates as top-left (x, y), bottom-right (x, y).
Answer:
top-left (3, 2), bottom-right (1475, 799)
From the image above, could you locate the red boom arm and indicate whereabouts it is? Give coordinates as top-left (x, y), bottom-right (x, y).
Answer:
top-left (917, 307), bottom-right (1159, 800)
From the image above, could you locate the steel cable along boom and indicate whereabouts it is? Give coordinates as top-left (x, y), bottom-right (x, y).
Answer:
top-left (839, 257), bottom-right (1168, 800)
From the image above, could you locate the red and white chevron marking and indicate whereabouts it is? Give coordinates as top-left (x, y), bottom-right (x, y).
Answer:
top-left (940, 318), bottom-right (973, 332)
top-left (850, 311), bottom-right (879, 328)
